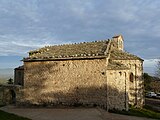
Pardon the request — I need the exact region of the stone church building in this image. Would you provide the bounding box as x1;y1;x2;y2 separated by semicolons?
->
16;35;144;111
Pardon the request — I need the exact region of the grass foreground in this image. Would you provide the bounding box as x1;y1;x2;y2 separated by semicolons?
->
0;110;31;120
109;106;160;119
0;105;159;120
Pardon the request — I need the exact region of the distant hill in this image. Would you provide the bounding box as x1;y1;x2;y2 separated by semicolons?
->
0;68;14;83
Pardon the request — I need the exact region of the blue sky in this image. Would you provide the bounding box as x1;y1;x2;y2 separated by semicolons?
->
0;0;159;75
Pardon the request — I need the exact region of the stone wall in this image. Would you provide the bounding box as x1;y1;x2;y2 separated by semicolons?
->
14;69;24;86
22;59;108;107
0;85;20;105
19;57;143;110
107;70;129;110
110;36;124;51
112;59;144;107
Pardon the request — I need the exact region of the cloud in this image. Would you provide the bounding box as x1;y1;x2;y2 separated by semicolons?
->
0;0;159;60
143;59;159;75
0;33;72;56
144;59;158;68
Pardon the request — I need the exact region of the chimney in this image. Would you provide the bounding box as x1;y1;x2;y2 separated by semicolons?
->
112;35;124;51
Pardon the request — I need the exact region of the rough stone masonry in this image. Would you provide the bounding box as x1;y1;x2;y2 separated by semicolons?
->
15;35;144;111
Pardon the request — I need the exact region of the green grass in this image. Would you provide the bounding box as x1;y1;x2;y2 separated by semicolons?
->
144;104;160;113
0;78;7;84
109;106;160;119
0;110;31;120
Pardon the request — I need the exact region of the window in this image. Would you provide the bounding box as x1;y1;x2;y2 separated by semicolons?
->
119;71;122;76
130;73;134;82
102;72;105;75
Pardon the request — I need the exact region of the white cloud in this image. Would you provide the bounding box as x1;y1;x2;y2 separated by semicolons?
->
143;59;159;75
0;32;72;56
0;0;159;72
144;59;158;67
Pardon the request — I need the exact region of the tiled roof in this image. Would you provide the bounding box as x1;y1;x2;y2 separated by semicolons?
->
25;40;109;60
107;60;129;70
110;50;143;61
112;35;123;38
23;37;143;61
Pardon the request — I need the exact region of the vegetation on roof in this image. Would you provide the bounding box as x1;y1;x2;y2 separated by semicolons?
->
107;60;129;70
110;50;143;60
24;39;143;61
27;40;109;60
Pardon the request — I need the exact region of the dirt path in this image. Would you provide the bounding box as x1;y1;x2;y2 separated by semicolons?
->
0;106;155;120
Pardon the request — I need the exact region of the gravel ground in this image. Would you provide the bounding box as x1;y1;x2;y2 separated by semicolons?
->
0;105;155;120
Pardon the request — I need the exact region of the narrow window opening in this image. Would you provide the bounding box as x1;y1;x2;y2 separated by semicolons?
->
130;73;134;82
102;72;105;75
119;71;122;76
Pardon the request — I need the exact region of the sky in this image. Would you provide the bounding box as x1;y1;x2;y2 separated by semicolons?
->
0;0;159;75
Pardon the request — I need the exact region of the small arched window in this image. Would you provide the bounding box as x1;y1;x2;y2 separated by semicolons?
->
130;73;134;82
119;71;122;76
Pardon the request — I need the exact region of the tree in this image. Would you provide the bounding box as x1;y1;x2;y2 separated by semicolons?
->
7;78;13;84
155;60;160;78
143;73;152;91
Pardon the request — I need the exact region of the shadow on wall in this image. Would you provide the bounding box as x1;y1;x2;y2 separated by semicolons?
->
20;84;129;110
129;74;144;106
0;85;18;105
18;61;145;110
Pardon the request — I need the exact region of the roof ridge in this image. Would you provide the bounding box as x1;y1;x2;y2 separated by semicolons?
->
26;39;110;61
46;39;108;47
29;39;109;53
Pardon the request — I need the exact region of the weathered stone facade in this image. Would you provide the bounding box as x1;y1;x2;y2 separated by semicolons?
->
0;85;21;105
14;66;24;86
22;59;108;107
16;35;144;111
